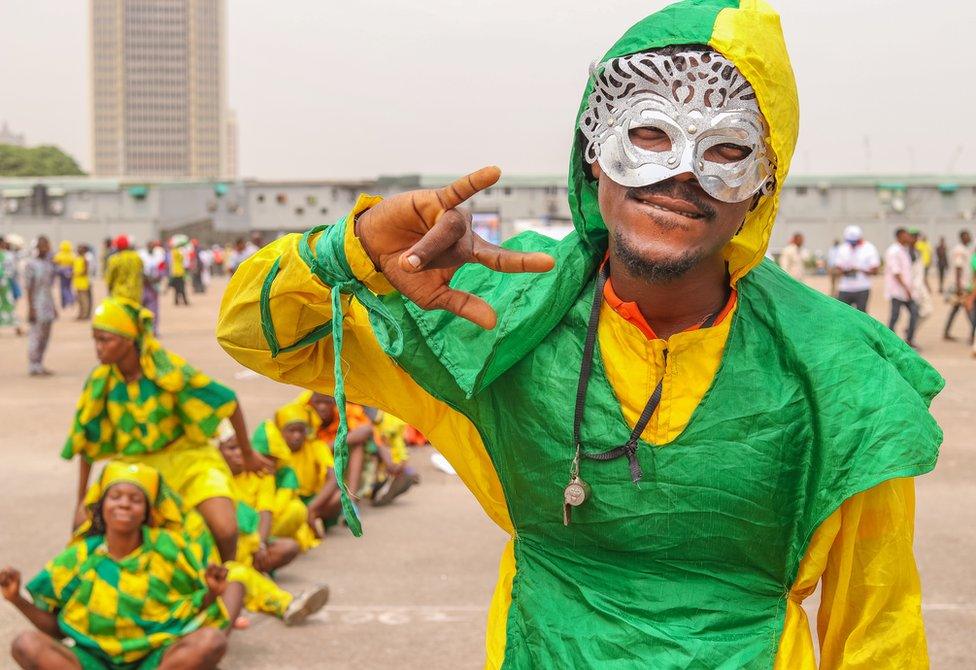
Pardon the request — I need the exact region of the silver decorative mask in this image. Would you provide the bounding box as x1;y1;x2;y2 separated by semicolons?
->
579;49;775;203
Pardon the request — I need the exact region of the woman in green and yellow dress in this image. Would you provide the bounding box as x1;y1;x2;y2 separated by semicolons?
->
62;297;272;562
1;461;235;670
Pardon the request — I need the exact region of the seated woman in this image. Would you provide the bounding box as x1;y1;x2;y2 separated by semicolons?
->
272;404;340;534
0;461;237;670
216;428;301;572
61;297;273;563
248;419;320;551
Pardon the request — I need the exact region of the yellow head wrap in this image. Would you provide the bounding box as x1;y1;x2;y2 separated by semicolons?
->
275;403;311;431
92;297;153;341
81;461;184;530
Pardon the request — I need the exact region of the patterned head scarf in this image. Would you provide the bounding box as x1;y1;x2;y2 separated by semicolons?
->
91;297;190;392
82;461;184;531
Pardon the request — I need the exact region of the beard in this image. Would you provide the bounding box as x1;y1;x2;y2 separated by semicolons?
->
612;226;708;283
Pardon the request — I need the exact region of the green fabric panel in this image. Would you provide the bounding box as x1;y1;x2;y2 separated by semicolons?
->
385;260;942;667
275;467;299;491
236;501;260;535
252;421;271;455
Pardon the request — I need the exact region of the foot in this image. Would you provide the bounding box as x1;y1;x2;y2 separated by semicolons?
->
283;585;330;626
371;472;416;507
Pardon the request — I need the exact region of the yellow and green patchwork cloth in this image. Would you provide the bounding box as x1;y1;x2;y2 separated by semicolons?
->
62;299;237;475
26;527;228;668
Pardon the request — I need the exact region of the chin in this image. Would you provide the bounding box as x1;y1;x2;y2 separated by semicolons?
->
611;227;706;283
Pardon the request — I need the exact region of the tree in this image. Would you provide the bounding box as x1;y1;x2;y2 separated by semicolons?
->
0;144;85;176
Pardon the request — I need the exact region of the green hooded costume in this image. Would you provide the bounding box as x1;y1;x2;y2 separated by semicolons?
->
219;0;943;666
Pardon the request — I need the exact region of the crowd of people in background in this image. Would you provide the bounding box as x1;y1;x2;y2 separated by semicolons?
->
778;226;976;355
0;231;425;667
0;231;264;374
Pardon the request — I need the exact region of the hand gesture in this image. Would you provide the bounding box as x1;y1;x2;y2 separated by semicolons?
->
204;564;228;597
242;449;274;475
0;567;22;602
355;166;555;329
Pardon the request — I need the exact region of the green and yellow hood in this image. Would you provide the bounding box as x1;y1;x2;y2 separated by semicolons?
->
569;0;799;282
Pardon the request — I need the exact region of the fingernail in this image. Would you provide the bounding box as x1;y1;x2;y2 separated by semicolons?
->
406;254;421;268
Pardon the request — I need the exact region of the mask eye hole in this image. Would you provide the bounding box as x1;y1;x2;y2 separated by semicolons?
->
703;142;752;163
628;126;672;152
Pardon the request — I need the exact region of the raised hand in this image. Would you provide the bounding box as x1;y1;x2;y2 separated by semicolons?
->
204;564;228;597
0;567;22;601
355;166;555;329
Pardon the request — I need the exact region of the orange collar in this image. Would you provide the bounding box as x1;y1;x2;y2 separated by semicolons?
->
602;272;737;340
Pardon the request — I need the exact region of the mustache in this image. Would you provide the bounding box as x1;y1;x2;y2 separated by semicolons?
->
626;179;717;220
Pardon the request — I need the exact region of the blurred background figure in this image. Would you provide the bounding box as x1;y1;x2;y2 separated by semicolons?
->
834;225;880;312
886;228;920;348
935;236;949;294
72;243;92;320
0;237;24;336
944;230;974;342
777;232;808;283
52;240;75;310
169;234;190;306
105;235;144;305
24;236;56;376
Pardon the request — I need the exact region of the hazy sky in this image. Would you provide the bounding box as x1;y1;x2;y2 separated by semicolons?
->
1;1;973;180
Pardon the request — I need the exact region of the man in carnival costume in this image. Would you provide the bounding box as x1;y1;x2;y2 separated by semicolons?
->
218;0;943;666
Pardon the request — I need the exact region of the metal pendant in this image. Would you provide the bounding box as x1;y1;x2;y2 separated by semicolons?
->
562;475;591;526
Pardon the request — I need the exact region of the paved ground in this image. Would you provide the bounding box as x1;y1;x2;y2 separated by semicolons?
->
0;273;973;669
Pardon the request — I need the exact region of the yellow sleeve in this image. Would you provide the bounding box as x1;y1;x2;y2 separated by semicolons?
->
216;199;513;533
255;475;276;514
817;478;926;668
774;478;926;669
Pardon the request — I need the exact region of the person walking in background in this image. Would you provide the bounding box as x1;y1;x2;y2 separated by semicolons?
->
886;228;920;348
915;232;933;290
777;232;807;282
944;230;973;341
826;238;841;296
140;241;166;335
833;225;880;312
100;237;114;276
52;240;76;310
936;236;949;294
105;235;144;304
0;238;23;336
169;237;190;306
909;230;933;334
191;239;206;294
72;244;92;320
24;236;56;376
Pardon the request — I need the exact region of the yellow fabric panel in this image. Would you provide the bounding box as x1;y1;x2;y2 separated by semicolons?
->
597;300;736;443
226;561;293;618
484;540;516;670
120;444;234;510
289;438;333;497
817;478;927;668
216;230;513;533
233;472;276;513
171;247;185;277
72;256;89;290
709;0;799;282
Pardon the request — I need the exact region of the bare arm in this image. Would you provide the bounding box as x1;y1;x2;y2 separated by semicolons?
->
229;404;273;474
0;569;61;638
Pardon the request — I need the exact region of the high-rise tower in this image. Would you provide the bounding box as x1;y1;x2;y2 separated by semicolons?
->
90;0;227;177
